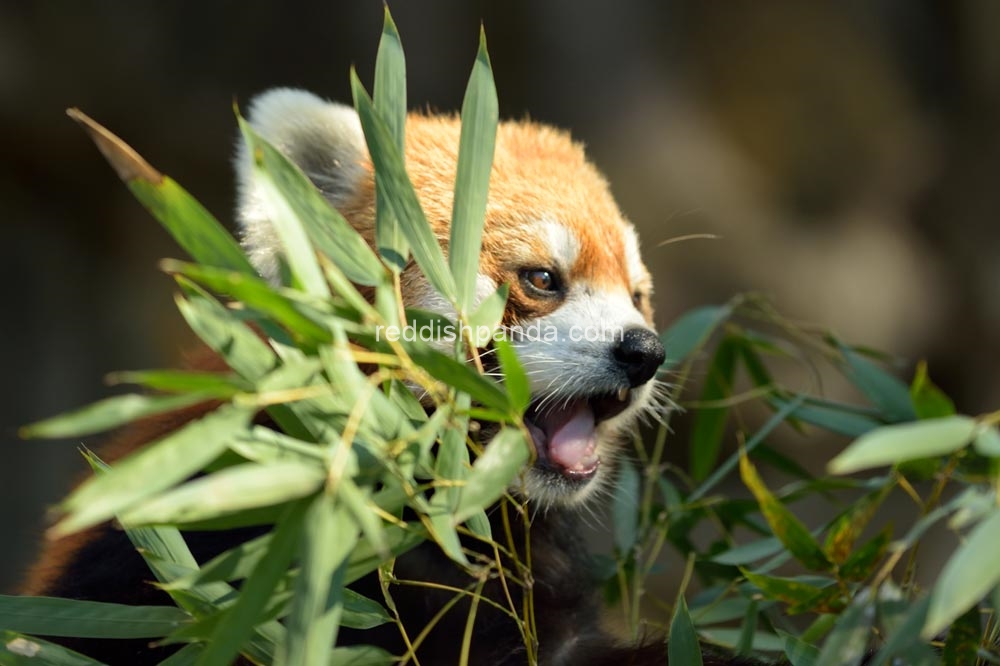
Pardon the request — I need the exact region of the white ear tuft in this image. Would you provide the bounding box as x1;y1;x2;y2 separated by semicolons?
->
235;88;367;282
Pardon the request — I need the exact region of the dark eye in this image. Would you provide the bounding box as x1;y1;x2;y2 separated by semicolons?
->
632;291;643;308
521;268;560;296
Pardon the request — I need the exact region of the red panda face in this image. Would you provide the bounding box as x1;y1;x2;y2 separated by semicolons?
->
237;89;666;508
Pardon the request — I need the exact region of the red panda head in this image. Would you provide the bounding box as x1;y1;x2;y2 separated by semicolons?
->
237;88;666;507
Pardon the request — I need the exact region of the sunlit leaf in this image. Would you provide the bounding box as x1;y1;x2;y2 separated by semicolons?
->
829;416;977;475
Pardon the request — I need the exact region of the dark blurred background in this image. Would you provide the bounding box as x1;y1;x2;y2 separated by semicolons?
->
4;1;1000;594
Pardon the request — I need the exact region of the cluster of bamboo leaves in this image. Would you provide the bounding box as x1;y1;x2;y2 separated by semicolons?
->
6;9;1000;666
3;10;539;666
609;295;1000;665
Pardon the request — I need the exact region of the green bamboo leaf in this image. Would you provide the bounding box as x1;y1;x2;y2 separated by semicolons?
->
239;121;384;286
373;6;408;269
690;336;737;481
910;360;956;419
941;604;980;666
174;280;279;382
20;392;211;440
279;494;358;666
338;589;392;630
494;337;529;414
351;69;457;302
742;571;830;607
611;458;641;554
162;259;332;344
53;405;254;536
668;595;702;666
162;534;272;590
454;426;530;524
838;526;892;582
328;645;394;666
466;284;508;348
338;477;388;558
239;118;330;296
195;501;309;666
973;425;1000;457
0;596;190;639
660;304;732;370
402;341;510;412
0;630;107;666
108;369;250;396
740;453;832;571
67;109;255;276
815;590;874;666
769;395;881;438
122;461;325;526
780;631;820;666
829;415;977;475
450;27;498;312
871;593;935;666
711;537;784;566
735;598;758;656
924;507;1000;639
823;485;892;564
838;342;916;422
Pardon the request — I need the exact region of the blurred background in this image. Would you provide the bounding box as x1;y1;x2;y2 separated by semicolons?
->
4;1;1000;595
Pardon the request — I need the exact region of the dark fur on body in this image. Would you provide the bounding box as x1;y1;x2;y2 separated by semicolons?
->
23;363;761;665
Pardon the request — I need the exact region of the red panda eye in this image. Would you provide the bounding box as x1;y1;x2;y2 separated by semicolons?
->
521;269;558;294
632;291;642;308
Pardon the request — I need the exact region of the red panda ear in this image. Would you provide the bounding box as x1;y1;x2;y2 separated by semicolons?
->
234;88;369;282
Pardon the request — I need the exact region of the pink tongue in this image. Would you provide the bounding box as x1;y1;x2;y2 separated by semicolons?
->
546;403;599;473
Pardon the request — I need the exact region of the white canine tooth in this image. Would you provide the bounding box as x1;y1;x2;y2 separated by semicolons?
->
617;387;629;402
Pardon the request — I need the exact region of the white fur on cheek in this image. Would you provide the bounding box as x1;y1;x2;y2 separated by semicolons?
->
539;218;580;275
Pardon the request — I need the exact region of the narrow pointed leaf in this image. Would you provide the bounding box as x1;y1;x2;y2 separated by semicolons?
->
373;6;408;268
450;27;498;312
239;121;383;286
67;109;255;275
668;596;702;666
839;343;916;422
0;596;191;639
660;304;732;370
122;461;325;526
923;507;1000;639
829;416;977;475
494;336;530;414
53;405;254;536
195;501;308;666
740;453;831;571
279;494;358;666
690;336;737;481
454;426;530;524
910;361;956;419
21;392;211;440
466;284;508;348
0;630;107;666
351;70;457;302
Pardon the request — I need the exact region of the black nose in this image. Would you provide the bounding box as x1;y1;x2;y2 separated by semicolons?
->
613;328;666;387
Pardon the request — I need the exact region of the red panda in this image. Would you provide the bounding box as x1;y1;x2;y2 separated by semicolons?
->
23;89;761;665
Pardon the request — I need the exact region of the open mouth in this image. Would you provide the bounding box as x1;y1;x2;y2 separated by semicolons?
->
524;387;633;480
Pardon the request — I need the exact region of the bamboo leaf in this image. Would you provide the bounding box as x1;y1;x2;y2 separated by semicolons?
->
690;336;737;481
924;507;1000;639
668;595;702;666
194;501;309;666
373;6;408;269
660;304;732;370
838;343;916;422
122;461;325;526
67;109;255;275
0;596;190;639
53;405;254;536
20;392;211;440
740;453;832;571
454;426;530;524
910;360;956;419
0;630;107;666
829;416;977;475
450;27;498;312
351;70;457;302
